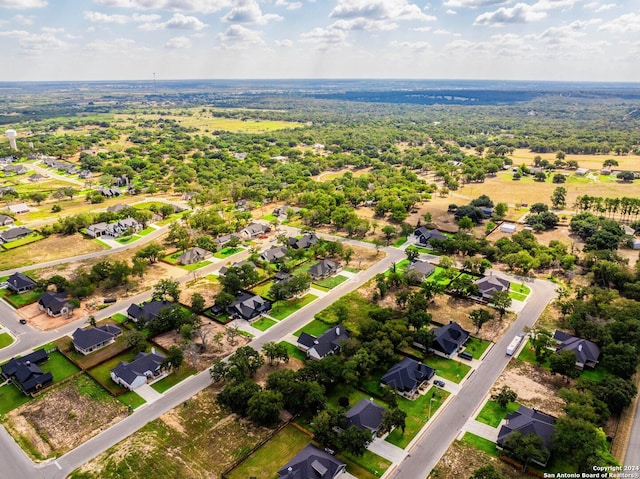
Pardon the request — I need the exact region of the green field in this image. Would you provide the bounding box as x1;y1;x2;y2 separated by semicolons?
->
293;318;332;338
0;332;15;348
1;233;45;250
510;283;531;296
111;313;129;323
251;317;277;331
0;383;32;414
423;355;472;383
281;341;307;361
476;400;519;427
0;288;41;308
464;337;492;360
151;366;197;393
182;260;212;271
270;293;317;320
425;266;452;286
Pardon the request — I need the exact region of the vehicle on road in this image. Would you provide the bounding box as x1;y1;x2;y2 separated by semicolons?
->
19;319;27;324
506;333;525;356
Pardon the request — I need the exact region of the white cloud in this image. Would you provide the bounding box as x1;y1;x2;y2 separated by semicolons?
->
329;0;436;23
274;38;292;46
390;39;430;50
140;12;207;30
165;35;191;48
275;0;302;10
300;26;349;50
599;13;640;34
217;24;264;48
434;28;452;34
12;14;34;24
86;37;152;57
222;0;282;24
411;26;432;32
0;0;47;8
446;9;456;14
92;0;232;14
84;11;161;24
443;0;508;7
0;27;68;55
474;3;547;26
584;1;615;11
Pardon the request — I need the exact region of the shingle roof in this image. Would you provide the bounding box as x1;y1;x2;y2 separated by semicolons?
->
6;272;36;291
178;247;211;265
288;233;319;249
111;351;164;388
228;291;271;320
1;349;52;394
474;275;510;296
72;325;121;351
414;227;447;244
381;357;436;392
308;259;339;278
127;300;174;324
497;406;556;456
346;398;385;433
407;260;435;278
38;292;69;314
432;321;470;356
277;444;345;479
553;330;600;366
0;226;33;242
303;324;350;360
260;246;288;262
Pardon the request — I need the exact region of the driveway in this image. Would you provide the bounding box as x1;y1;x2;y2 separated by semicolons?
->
368;437;407;463
134;384;163;404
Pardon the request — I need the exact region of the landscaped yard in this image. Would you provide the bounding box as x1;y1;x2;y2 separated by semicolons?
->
425;266;453;286
270;293;318;320
0;332;14;348
213;246;243;258
116;390;146;409
423;355;472;383
137;227;155;236
464;337;492;359
182;260;212;271
517;340;550;369
0;288;41;308
0;383;31;414
251;316;277;331
40;351;81;381
340;449;391;479
151;366;197;393
281;341;307;361
251;280;275;300
313;274;348;289
88;349;139;393
459;432;498;456
476;400;519;427
392;235;408;247
510;283;531;296
293;318;332;337
509;291;528;301
1;232;45;250
111;313;129;323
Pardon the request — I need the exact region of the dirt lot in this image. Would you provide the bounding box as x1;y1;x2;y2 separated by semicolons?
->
4;375;127;460
17;301;85;331
487;224;576;248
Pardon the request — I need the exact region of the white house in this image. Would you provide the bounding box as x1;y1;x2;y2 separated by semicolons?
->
500;223;517;234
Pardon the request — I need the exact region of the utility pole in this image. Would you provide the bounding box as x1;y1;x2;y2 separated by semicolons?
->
153;72;157;92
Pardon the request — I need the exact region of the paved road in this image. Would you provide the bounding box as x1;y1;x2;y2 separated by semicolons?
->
624;392;640;468
391;276;557;479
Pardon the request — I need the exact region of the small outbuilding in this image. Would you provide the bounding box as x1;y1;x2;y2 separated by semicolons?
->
500;223;517;234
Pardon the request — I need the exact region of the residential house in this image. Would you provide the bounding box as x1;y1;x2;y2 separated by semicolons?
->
228;291;272;321
126;300;174;326
497;406;556;467
7;203;30;214
553;330;601;370
414;227;448;247
113;175;129;187
273;271;292;284
72;325;122;355
3;164;28;175
632;238;640;250
240;221;271;239
219;260;256;277
297;324;350;361
106;203;128;213
213;233;242;248
621;224;635;236
0;214;14;226
28;173;46;182
0;226;33;243
406;260;435;282
500;223;517;234
85;217;141;239
288;233;318;250
474;275;511;301
273;205;289;219
0;349;53;396
277;444;346;479
381;357;436;399
575;168;589;176
178;247;212;265
6;272;37;294
38;292;71;317
260;246;288;263
429;321;470;358
0;186;17;196
345;398;385;436
99;187;121;198
78;170;93;179
308;259;342;280
0;155;15;166
110;350;165;390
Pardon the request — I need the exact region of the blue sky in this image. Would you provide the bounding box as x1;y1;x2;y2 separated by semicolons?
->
0;0;638;81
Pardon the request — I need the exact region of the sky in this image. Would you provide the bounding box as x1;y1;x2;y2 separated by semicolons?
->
0;0;638;82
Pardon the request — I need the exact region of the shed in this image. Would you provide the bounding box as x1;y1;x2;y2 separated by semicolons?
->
500;223;517;234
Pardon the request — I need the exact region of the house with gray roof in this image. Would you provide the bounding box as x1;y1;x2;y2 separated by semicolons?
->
288;233;318;250
178;247;212;265
219;260;256;277
7;203;29;214
0;214;14;226
346;398;386;436
553;330;600;370
497;406;556;466
474;275;511;300
260;246;288;263
126;300;174;326
228;291;272;321
6;272;37;294
38;292;70;317
0;349;53;396
240;221;271;239
297;324;350;361
72;325;122;355
308;259;341;280
0;226;33;243
381;357;435;399
277;444;346;479
429;321;470;358
406;260;436;282
414;227;448;247
86;217;141;239
213;233;242;247
110;350;165;390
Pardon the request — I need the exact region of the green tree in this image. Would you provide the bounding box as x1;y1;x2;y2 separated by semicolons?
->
494;202;508;218
190;292;205;314
162;345;184;371
405;245;420;262
152;279;181;303
227;346;265;380
458;216;474;231
135;243;165;264
86;315;97;328
382;225;396;244
551;186;567;209
529;328;554;365
470;308;493;333
247;390;283;426
469;465;502;479
550;350;580;383
601;343;639;379
124;330;146;355
491;385;517;408
218;380;261;416
29;192;47;205
503;431;549;471
338;425;373;456
552;417;619;472
381;407;407;434
490;290;512;320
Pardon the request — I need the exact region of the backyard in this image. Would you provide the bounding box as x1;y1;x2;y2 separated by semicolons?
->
0;331;14;348
0;288;41;308
313;274;349;290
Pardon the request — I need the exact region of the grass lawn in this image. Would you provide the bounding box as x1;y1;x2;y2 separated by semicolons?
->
182;260;212;271
251;281;275;300
1;233;44;250
94;238;112;248
476;400;519;427
261;213;277;222
293;318;332;338
459;432;499;457
213;246;243;258
517;340;550;369
464;337;492;360
509;291;528;301
0;288;41;308
415;246;440;255
151;366;197;393
0;332;15;348
116;390;146;409
510;283;531;296
423;355;472;383
315;291;382;334
163;251;181;265
340;449;391;478
291;261;313;275
386;387;451;448
89;349;139;393
392;236;408;247
270;293;318;320
0;383;31;414
425;266;452;287
137;227;155;236
281;341;307;361
40;351;81;381
344;267;359;273
227;425;311;479
111;313;129;324
115;235;139;245
251;317;277;331
580;366;610;382
326;383;387;411
386;259;410;276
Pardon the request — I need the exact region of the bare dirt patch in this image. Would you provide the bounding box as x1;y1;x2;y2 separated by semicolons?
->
178;276;221;307
253;356;304;388
17;302;85;331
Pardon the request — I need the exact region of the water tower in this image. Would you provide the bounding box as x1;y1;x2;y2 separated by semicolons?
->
5;129;17;150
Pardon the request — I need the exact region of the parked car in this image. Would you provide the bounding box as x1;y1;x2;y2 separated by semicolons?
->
434;379;445;388
103;297;117;304
458;351;473;361
19;319;27;325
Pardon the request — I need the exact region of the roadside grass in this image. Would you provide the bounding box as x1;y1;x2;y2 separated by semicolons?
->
116;390;146;409
281;341;307;361
423;355;471;383
340;449;391;479
151;366;197;393
226;425;310;479
516;340;550;370
115;235;140;245
270;293;317;320
476;400;519;427
0;332;14;348
251;317;277;331
293;318;332;338
40;351;81;381
137;227;154;236
0;288;41;308
392;236;408;247
213;246;243;259
415;246;440;255
344;267;359;273
251;281;275;300
182;260;212;271
510;283;531;296
111;313;129;324
509;291;528;301
386;387;451;448
459;432;499;457
386;259;410;275
0;383;31;414
0;233;44;250
464;337;492;360
94;238;111;248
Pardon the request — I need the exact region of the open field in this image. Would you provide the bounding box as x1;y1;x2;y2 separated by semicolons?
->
509;148;640;171
270;293;318;320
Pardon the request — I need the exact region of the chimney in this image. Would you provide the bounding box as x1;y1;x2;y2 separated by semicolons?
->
151;347;156;355
25;361;31;366
578;344;582;352
335;327;340;335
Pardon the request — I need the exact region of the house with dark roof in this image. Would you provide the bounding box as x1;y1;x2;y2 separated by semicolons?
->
260;246;288;263
430;321;470;358
308;259;341;280
228;291;272;321
6;272;37;294
474;275;511;301
214;233;242;248
110;350;165;390
0;214;14;226
219;260;256;277
346;398;386;436
99;187;121;198
0;186;17;197
38;292;70;317
3;164;28;175
297;324;350;361
277;444;346;479
127;300;174;326
381;357;435;399
406;260;436;282
86;217;141;239
288;233;318;250
240;222;271;239
414;227;447;247
1;349;53;396
553;330;601;370
106;203;128;213
72;325;122;355
178;247;212;265
274;270;292;284
497;406;556;466
28;173;45;182
0;226;33;244
78;170;93;179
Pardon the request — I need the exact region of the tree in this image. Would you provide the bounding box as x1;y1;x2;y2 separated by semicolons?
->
458;216;474;231
405;245;420;262
124;330;146;354
247;390;283;426
492;385;517;408
534;171;547;182
469;465;502;479
135;243;165;264
226;325;240;345
86;315;97;328
470;308;493;333
529;328;554;365
152;279;181;303
601;343;639;379
490;290;512;320
227;346;264;380
162;345;184;371
381;407;407;434
29;192;47;205
552;417;618;472
551;186;567;209
529;202;549;214
503;431;549;471
617;171;635;183
579;376;637;415
262;341;289;365
190;292;205;314
494;202;508;218
338;425;373;456
550;350;580;383
217;380;260;416
382;225;396;244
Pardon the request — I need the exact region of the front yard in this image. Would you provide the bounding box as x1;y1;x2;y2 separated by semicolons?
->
213;246;244;258
0;288;41;308
294;318;332;337
475;399;519;427
251;316;277;331
423;355;472;383
464;337;492;359
150;366;197;393
0;331;14;348
270;293;318;320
